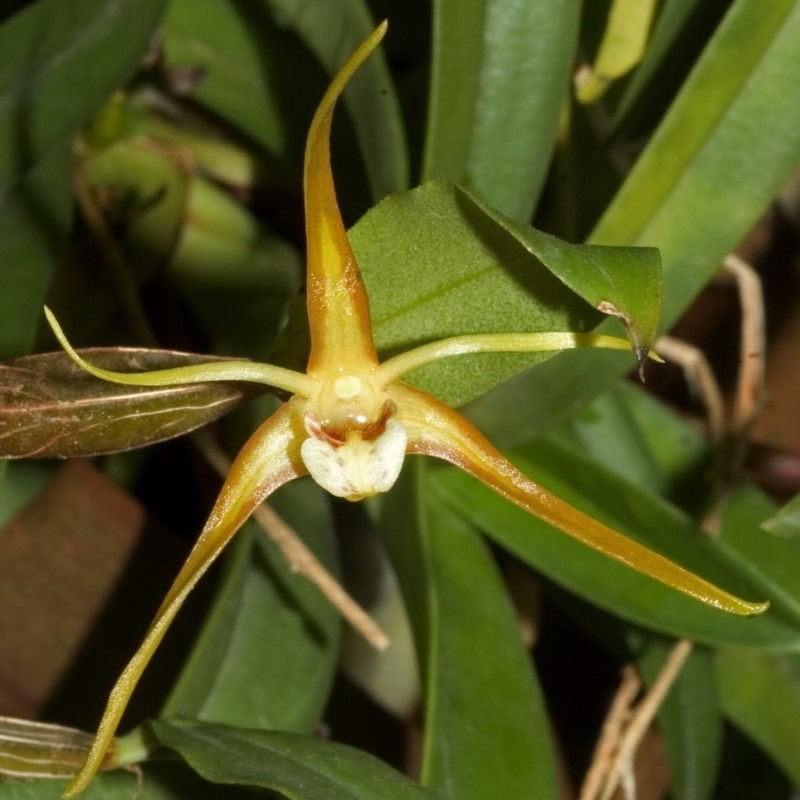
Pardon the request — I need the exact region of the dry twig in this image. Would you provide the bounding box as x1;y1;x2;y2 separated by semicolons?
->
578;255;766;800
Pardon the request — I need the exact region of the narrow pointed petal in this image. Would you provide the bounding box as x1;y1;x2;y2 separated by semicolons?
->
63;398;308;797
46;307;315;397
377;331;662;385
304;24;387;375
389;383;768;617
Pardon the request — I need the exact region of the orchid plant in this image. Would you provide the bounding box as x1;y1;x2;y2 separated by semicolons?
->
38;22;767;798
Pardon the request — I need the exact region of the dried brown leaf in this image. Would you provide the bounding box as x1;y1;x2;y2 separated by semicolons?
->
0;349;268;458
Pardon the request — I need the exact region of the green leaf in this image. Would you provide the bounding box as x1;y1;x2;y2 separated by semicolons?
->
80;134;191;280
0;762;255;799
262;0;408;201
611;0;713;128
168;176;302;361
761;494;800;538
162;481;339;734
0;0;166;180
474;196;662;357
161;0;320;165
575;0;659;104
82;130;303;360
150;719;441;800
380;463;558;800
432;437;800;650
424;0;580;219
572;382;711;497
561;382;800;642
162;0;408;201
0;349;268;458
467;0;800;445
0;149;71;361
636;639;721;800
717;650;800;788
594;0;800;323
555;386;668;494
0;0;167;360
351;180;654;407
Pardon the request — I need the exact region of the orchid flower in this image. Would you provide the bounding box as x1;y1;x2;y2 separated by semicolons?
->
49;22;766;797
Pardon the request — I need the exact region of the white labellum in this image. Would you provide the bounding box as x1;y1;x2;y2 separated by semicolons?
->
301;417;408;500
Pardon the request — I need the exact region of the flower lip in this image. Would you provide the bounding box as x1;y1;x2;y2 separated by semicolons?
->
301;409;408;500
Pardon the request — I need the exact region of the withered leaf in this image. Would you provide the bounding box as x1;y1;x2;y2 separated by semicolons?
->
0;349;270;458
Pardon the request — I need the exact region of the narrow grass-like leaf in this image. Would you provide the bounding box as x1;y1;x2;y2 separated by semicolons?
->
562;383;800;637
636;639;721;800
592;0;800;325
553;387;668;493
0;0;166;180
381;463;557;800
151;719;441;800
0;349;268;458
576;0;659;104
761;494;800;538
263;0;408;201
424;0;580;219
717;650;800;788
0;149;71;362
611;0;714;128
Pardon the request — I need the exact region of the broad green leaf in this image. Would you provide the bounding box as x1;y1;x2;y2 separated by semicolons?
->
475;196;662;357
162;481;339;733
424;0;580;220
717;650;800;788
351;180;655;407
0;349;268;458
150;719;441;800
380;464;557;800
466;0;800;446
432;438;800;650
761;494;800;538
636;639;721;800
0;0;167;360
